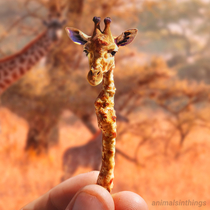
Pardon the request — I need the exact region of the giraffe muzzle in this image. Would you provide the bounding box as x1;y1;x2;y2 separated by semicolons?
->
87;69;103;86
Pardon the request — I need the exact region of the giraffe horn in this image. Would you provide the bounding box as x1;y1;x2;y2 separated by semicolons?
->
103;17;112;36
92;16;102;36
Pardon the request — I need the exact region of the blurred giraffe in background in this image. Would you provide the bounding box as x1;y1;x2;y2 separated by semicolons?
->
0;0;96;155
0;1;65;94
62;130;138;181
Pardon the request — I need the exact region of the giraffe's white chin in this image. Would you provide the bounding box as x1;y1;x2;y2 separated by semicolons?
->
56;29;63;38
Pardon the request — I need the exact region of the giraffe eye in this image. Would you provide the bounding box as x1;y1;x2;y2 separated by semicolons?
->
83;50;89;56
111;51;117;56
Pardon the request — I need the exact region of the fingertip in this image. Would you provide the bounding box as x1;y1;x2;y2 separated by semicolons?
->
49;171;100;209
112;191;148;210
66;184;114;210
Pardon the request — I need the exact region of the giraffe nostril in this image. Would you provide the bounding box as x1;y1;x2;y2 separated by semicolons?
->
97;71;100;75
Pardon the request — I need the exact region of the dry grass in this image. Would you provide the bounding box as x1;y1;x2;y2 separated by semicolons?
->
0;107;210;210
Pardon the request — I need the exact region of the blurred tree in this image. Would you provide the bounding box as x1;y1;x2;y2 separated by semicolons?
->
117;58;210;159
154;79;210;158
138;0;210;83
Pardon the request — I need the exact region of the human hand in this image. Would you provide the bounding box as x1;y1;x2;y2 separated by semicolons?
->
21;171;148;210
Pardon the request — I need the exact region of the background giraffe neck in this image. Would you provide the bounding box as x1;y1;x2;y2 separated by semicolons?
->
0;30;56;94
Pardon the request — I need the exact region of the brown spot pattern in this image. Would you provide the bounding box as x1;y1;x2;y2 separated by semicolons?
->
4;78;11;84
19;56;25;63
38;50;44;57
111;116;116;122
19;67;25;75
12;72;18;79
3;70;8;77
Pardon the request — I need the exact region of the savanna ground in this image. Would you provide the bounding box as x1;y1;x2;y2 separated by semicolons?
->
1;0;210;209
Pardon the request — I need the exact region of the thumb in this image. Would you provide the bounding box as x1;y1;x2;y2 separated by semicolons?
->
65;184;114;210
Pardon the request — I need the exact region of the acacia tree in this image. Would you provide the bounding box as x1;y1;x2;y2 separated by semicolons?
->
154;80;210;157
116;58;210;159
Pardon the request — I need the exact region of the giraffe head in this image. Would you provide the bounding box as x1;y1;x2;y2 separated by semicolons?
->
43;2;66;41
65;17;137;86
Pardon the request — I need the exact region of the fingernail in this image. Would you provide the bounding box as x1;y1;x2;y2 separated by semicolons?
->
72;191;106;210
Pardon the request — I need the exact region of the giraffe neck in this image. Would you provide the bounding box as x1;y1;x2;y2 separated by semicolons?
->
0;30;56;94
94;67;117;192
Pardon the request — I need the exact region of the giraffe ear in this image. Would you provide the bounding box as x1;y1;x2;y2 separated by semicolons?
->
65;27;90;45
115;29;138;47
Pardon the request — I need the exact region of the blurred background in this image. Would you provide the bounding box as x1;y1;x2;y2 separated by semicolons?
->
0;0;210;209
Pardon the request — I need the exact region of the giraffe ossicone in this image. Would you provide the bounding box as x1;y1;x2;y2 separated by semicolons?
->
66;17;137;192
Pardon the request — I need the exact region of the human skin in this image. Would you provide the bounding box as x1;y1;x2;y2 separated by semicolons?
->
21;171;148;210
